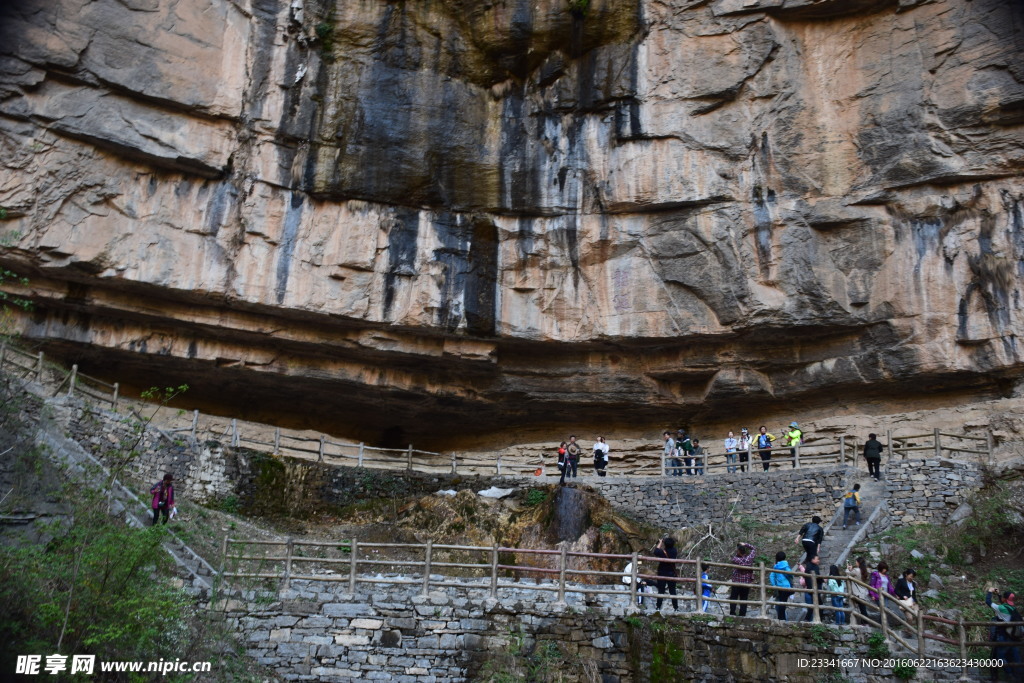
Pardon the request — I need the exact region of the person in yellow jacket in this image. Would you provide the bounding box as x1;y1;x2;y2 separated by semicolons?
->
755;425;775;471
842;483;861;529
784;421;803;468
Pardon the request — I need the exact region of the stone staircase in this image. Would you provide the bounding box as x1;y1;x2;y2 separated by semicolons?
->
819;473;887;570
33;396;217;596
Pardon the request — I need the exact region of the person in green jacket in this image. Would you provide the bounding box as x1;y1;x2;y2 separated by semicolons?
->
784;421;803;468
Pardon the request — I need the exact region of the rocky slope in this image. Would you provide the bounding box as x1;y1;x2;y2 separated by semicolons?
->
0;0;1022;448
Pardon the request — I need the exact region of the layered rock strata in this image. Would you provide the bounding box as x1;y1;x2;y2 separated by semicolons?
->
0;0;1022;448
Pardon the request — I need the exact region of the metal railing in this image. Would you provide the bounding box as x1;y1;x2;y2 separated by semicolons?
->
220;536;1021;667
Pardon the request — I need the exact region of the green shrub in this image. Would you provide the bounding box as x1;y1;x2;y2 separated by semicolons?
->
0;518;188;669
524;489;548;507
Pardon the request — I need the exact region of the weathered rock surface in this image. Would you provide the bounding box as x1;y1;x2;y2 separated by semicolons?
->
0;0;1022;448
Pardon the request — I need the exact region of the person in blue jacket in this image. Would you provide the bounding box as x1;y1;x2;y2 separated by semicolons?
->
770;551;793;621
700;568;713;612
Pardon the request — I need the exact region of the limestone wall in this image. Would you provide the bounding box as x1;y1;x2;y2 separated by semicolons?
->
3;0;1023;449
883;458;984;527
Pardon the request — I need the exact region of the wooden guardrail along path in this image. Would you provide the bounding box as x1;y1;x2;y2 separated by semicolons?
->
0;340;997;478
220;536;1021;667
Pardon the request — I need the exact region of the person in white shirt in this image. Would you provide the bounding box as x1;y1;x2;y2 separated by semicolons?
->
592;436;610;476
723;431;739;473
737;428;752;473
622;560;651;605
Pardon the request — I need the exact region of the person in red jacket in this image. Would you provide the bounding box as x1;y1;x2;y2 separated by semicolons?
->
150;473;175;525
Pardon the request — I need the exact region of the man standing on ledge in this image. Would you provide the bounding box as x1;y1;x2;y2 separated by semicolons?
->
663;431;678;476
756;426;775;471
863;433;884;480
563;435;582;484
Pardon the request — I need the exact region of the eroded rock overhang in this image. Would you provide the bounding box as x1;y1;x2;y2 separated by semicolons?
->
0;0;1022;448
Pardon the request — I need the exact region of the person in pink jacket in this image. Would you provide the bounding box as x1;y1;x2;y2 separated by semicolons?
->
869;561;899;616
150;473;175;525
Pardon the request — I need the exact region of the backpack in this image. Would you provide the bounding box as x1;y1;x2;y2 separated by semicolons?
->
1009;608;1024;640
844;490;859;508
758;434;772;448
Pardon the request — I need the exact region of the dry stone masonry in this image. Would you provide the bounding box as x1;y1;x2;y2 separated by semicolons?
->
594;467;848;528
883;458;984;527
225;578;978;682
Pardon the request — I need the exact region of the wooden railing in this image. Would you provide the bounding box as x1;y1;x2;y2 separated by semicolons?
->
889;428;993;464
659;437;863;476
172;413;444;469
221;536;1022;668
0;340;997;479
0;341;119;406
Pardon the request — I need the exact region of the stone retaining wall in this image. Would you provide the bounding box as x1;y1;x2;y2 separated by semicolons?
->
224;579;975;682
593;467;849;528
883;458;984;527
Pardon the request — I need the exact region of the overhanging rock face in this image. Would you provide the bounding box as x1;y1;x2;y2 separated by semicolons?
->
0;0;1022;447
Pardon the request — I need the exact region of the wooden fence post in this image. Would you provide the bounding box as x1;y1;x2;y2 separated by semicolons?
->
348;538;358;595
450;453;457;475
219;535;230;579
661;450;666;477
793;443;801;469
880;597;889;641
282;537;293;591
358;443;364;468
490;545;499;599
839;435;846;466
191;410;199;440
695;558;704;612
35;351;43;381
218;535;230;606
629;551;639;609
273;428;281;455
887;429;894;460
957;616;967;661
422;540;433;596
847;582;856;626
557;545;567;604
986;431;994;465
406;444;413;471
812;577;821;623
917;607;925;656
758;562;767;618
112;382;119;410
934;427;941;458
496;454;502;477
67;364;77;397
231;419;238;447
319;435;325;462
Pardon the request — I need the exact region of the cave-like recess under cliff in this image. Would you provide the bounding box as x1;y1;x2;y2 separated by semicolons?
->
0;0;1023;449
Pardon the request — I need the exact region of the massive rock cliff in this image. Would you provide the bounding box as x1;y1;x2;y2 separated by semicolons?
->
0;0;1022;448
